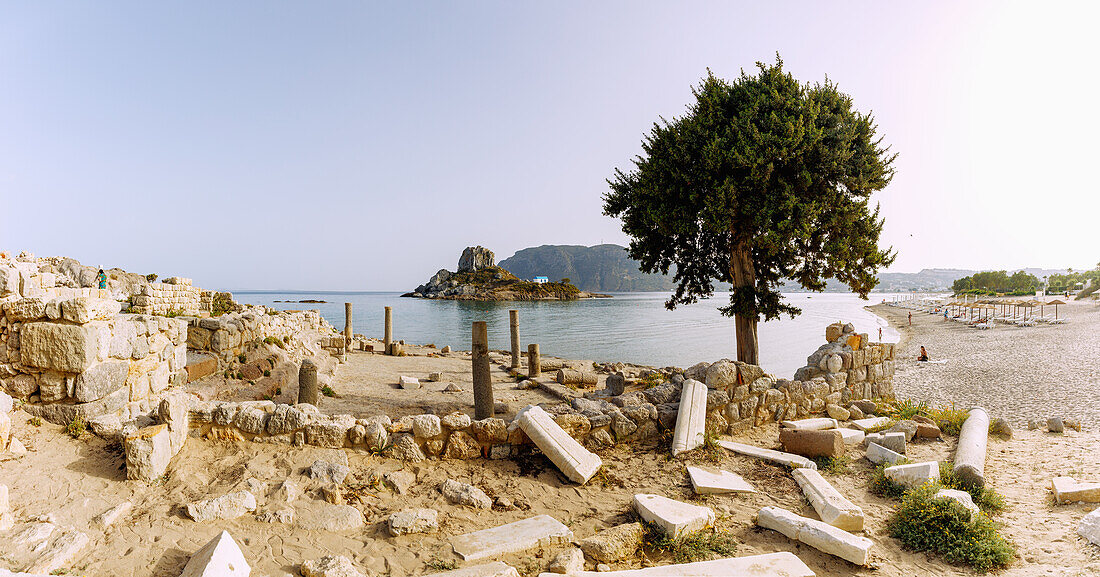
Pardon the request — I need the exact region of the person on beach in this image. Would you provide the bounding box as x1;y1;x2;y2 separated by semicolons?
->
908;311;912;326
96;269;107;289
918;346;929;361
878;327;882;341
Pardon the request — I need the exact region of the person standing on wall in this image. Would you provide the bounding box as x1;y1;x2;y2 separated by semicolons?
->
96;269;107;289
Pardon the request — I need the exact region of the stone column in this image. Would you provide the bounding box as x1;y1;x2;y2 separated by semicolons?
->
298;359;319;405
472;321;493;420
953;407;990;487
384;306;393;355
528;343;541;378
509;309;520;369
344;302;353;350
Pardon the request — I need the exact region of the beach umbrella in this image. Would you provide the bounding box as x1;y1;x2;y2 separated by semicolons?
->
1047;299;1066;319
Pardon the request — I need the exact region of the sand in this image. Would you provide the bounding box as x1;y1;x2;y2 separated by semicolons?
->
871;300;1100;425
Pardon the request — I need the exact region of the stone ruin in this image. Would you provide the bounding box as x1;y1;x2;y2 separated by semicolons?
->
792;321;896;400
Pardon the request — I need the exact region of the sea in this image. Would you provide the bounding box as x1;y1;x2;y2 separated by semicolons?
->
235;291;908;379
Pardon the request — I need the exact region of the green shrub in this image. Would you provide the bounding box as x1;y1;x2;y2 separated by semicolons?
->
642;522;737;563
263;336;286;349
66;415;87;439
321;385;336;397
869;462;908;499
929;404;969;436
883;398;930;420
810;454;851;474
937;463;1006;513
237;353;247;363
888;484;1014;572
263;369;271;377
29;416;42;427
638;372;664;389
145;273;158;282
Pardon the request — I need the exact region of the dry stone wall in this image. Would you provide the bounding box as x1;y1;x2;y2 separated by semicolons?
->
129;277;207;316
184;307;333;364
792;321;896;400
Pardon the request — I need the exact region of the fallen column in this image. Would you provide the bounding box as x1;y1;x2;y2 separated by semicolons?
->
781;418;838;431
670;378;707;456
633;494;715;539
534;552;815;577
791;468;864;531
756;506;873;566
556;369;597;387
450;515;572;561
953;407;989;487
513;405;602;484
717;440;817;470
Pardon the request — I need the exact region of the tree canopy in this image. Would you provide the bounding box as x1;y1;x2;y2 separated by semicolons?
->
952;270;1040;295
603;57;895;363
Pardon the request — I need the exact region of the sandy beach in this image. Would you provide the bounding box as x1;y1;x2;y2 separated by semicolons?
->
871;300;1100;425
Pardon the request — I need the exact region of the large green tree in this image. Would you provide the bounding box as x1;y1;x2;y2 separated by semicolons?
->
604;58;896;364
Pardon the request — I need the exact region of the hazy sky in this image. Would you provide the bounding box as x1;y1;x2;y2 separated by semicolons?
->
2;1;1098;291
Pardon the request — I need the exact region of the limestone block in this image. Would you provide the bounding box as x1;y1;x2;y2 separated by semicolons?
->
633;494;715;539
73;359;128;402
399;375;420;390
0;390;12;413
781;417;838;431
871;431;906;455
865;441;905;465
1079;506;1100;547
61;297;120;324
547;548;585;574
0;411;10;450
934;488;979;520
450;515;573;561
411;413;442;437
779;428;845;458
308;459;350;484
441;479;491;509
884;461;941;489
792;468;864;531
5;298;47;321
756;506;872;566
850;416;890;431
670;378;707;456
185;491;257;522
424;562;519;577
25;530;91;575
20;323;98;372
159;393;190;454
301;555;366;577
686;465;756;494
387;508;439;536
305;414;355;448
536;552;815;577
837;428;865;446
296;502;365;532
92;501;133;529
953;407;989;488
717;440;817;470
180;530;250;577
578;522;645;563
514;405;602;484
124;424;172;482
1051;477;1100;504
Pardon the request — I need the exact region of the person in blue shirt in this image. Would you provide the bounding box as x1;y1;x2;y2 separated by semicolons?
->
96;269;107;289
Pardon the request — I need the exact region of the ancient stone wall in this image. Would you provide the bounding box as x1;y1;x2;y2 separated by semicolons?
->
184;307;334;363
129;277;207;316
792;321;897;400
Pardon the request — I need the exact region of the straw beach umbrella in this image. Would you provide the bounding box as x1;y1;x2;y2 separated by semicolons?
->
1047;299;1066;319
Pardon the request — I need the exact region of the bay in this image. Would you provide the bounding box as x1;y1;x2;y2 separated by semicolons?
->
236;291;903;378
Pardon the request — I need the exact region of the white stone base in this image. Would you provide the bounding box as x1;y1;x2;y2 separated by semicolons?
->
1079;506;1100;547
1051;477;1100;504
884;461;940;489
792;468;864;531
781;418;838;431
451;515;572;561
633;494;715;539
535;552;815;576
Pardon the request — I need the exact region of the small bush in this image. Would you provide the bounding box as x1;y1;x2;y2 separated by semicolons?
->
145;273;158;282
643;522;738;564
884;398;930;420
321;385;336;397
237;354;247;364
810;454;851;474
869;461;908;499
888;484;1015;572
66;415;86;439
263;336;286;349
638;372;664;389
29;416;42;427
263;369;271;377
937;463;1006;513
275;387;282;396
235;372;243;380
929;404;969;436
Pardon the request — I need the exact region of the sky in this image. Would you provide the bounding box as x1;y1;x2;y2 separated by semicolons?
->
2;1;1098;291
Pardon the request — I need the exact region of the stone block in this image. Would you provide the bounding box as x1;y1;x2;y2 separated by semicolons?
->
792;468;864;531
578;522;645;563
20;323;98;372
1051;476;1100;504
301;555;365;577
125;424;172;482
633;494;715;539
872;431;906;455
185;491;257;522
399;375;420;390
865;441;905;465
884;461;941;489
837;428;864;446
547;548;585;574
850;416;890;431
686;465;756;494
1079;506;1100;547
514;405;602;484
73;359;128;402
387;508;439;536
717;439;817;470
180;530;250;577
450;515;572;561
780;428;845;458
781;417;838;431
61;297;121;324
25;530;91;575
441;479;491;509
756;506;872;566
535;552;814;577
670;378;707;456
424;562;518;577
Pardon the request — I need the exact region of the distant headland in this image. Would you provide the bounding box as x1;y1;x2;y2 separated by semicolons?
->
402;246;610;301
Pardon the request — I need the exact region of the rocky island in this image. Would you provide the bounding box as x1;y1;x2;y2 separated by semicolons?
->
403;246;610;301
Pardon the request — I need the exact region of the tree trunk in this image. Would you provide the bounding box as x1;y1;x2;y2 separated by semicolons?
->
730;241;759;365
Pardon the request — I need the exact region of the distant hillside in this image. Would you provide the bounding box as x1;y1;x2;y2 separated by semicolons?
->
499;244;676;292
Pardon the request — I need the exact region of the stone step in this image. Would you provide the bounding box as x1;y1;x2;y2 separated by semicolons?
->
792;469;864;531
670;379;707;455
884;461;940;489
180;530;250;577
717;440;817;470
756;506;873;566
513;405;602;484
781;418;838;431
865;442;905;465
1051;477;1100;504
450;515;572;561
633;494;715;539
686;465;756;495
424;561;519;577
850;417;891;431
535;552;815;576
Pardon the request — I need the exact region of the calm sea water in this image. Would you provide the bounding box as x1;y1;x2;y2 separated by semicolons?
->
235;291;904;378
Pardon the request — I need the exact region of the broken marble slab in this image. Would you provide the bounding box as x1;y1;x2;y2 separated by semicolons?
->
850;417;891;431
633;494;715;539
451;515;572;561
792;468;864;531
1051;476;1100;504
513;405;601;484
717;440;817;470
781;418;839;431
756;506;872;566
686;465;756;495
535;551;815;576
